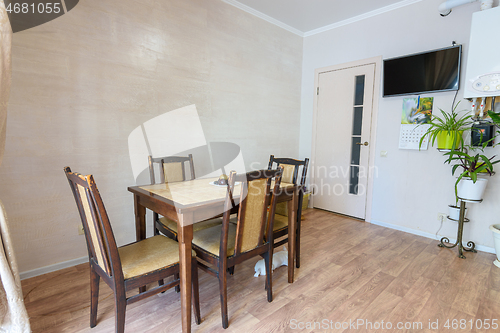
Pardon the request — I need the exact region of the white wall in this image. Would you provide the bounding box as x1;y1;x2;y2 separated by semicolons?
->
300;0;500;250
0;0;303;277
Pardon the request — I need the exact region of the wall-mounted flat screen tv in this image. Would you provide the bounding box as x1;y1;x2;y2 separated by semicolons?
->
383;45;461;97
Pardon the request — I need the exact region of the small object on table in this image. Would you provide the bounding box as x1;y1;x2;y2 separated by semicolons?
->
217;174;228;185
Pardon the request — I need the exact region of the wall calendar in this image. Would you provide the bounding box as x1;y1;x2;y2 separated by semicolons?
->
399;97;433;150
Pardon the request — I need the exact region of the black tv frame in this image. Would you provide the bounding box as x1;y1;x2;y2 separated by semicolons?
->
383;45;462;97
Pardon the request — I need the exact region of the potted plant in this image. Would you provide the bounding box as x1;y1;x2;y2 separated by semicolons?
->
419;104;472;150
443;142;499;202
419;104;472;220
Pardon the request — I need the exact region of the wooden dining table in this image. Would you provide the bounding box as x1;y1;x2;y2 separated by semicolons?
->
128;177;300;333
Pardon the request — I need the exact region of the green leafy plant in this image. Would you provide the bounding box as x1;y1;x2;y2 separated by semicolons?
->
419;103;472;150
486;110;500;147
488;110;500;128
443;140;499;203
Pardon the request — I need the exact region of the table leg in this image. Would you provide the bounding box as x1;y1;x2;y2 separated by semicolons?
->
287;190;298;283
133;195;148;293
134;194;146;241
178;220;194;333
296;190;303;268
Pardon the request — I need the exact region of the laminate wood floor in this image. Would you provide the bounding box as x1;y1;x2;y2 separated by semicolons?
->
22;209;500;332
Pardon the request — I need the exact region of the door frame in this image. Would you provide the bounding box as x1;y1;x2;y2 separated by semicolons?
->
310;56;382;222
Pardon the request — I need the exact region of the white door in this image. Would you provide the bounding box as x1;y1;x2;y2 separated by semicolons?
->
313;63;375;219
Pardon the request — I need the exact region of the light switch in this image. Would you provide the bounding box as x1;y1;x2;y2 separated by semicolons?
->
380;150;388;157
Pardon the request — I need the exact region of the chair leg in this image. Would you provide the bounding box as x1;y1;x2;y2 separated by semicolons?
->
296;193;303;269
174;273;180;293
296;219;301;268
228;266;235;275
261;252;269;291
90;266;100;328
218;268;229;328
114;287;127;333
153;214;160;236
192;259;201;325
264;251;273;303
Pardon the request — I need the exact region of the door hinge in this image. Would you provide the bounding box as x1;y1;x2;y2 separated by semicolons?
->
317;87;319;95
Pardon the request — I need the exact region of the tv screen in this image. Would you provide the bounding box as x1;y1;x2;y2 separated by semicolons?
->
383;45;461;97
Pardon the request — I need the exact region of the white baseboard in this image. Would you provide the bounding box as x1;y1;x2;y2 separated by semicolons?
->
370;219;495;254
20;256;88;280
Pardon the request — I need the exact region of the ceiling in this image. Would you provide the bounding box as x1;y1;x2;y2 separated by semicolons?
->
222;0;423;36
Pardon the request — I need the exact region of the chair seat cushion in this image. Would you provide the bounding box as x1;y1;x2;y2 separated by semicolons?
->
159;216;223;233
192;218;238;257
273;214;289;231
118;235;194;280
274;201;289;217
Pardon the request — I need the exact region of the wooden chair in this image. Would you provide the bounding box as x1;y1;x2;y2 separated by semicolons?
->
64;167;201;333
191;168;283;329
267;155;309;268
148;155;221;240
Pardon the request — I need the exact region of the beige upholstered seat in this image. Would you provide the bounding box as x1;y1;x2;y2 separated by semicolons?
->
191;169;283;329
64;167;201;333
192;224;237;257
118;235;195;280
192;217;239;257
262;214;288;238
268;155;309;269
272;214;289;232
148;154;223;240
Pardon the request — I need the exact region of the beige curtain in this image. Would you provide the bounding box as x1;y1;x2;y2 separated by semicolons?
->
0;1;31;332
0;0;9;165
0;202;30;332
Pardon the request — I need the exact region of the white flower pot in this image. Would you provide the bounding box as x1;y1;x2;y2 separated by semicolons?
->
448;204;467;221
457;177;488;202
489;224;500;268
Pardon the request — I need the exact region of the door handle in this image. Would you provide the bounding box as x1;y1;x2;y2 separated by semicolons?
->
356;141;369;146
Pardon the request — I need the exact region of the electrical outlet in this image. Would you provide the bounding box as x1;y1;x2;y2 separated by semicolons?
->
78;224;85;235
437;213;447;222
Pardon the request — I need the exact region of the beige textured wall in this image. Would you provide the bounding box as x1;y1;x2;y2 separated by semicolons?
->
0;0;303;274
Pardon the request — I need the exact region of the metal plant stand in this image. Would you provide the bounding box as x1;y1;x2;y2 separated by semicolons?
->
438;200;477;259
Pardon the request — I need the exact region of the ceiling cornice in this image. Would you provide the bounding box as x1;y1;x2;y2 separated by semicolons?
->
221;0;423;38
221;0;305;37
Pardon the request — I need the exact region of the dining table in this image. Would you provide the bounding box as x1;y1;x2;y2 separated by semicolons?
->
128;176;300;333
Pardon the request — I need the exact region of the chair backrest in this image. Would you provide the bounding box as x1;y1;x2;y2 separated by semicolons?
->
148;154;195;185
221;168;282;256
64;167;121;279
268;155;309;186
